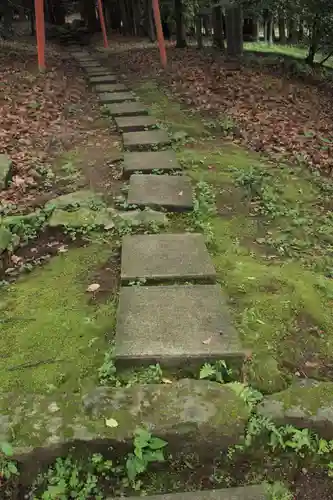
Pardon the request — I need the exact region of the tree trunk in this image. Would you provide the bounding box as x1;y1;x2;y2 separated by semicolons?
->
109;0;121;31
174;0;187;47
132;0;140;36
305;17;320;65
265;16;273;44
196;15;203;49
146;0;155;41
212;5;224;50
203;15;211;37
287;18;298;44
81;0;98;32
278;13;286;44
225;5;243;60
53;0;65;25
1;0;14;37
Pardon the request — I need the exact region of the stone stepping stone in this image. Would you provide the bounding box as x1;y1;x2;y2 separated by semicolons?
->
122;150;181;178
128;174;193;211
121;233;216;284
84;67;109;76
123;130;170;151
79;60;102;68
115;284;244;367
115;115;157;133
94;83;123;93
98;91;136;104
115;486;268;500
89;76;123;86
105;102;148;117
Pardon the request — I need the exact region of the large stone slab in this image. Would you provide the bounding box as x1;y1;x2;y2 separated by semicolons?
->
0;153;13;189
98;91;136;103
105;102;148;117
127;174;193;211
121;233;216;283
122;150;181;178
123;129;170;151
258;380;333;439
89;75;121;85
79;61;102;68
115;115;157;133
0;380;250;484
116;486;268;500
115;285;244;366
84;67;110;76
94;83;125;93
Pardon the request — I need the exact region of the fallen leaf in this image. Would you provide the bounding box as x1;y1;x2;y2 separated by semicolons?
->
178;191;183;196
162;378;173;384
105;418;118;428
86;283;100;292
202;337;212;345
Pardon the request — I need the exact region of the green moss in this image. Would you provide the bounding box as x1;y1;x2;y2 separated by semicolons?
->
0;243;117;394
269;382;333;416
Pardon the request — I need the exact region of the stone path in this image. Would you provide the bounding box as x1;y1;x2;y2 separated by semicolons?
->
72;50;245;370
115;485;268;500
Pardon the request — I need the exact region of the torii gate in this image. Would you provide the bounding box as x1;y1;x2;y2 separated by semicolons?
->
34;0;167;71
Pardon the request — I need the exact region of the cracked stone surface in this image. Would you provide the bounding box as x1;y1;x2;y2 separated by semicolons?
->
115;284;244;366
122;150;181;178
121;233;216;283
127;174;193;211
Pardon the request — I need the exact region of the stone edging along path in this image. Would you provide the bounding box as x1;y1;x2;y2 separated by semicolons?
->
2;48;333;498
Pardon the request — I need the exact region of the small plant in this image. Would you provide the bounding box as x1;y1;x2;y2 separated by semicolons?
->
265;481;293;500
0;442;18;481
199;360;232;383
98;350;119;386
191;180;216;245
126;428;167;489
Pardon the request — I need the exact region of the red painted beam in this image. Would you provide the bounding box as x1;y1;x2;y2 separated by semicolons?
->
97;0;109;48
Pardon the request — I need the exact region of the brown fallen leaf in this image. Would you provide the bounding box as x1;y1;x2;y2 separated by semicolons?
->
202;337;212;345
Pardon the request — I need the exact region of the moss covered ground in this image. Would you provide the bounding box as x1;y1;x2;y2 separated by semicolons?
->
0;243;116;394
135;80;333;394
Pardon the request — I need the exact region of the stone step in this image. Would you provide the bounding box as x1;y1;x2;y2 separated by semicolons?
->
115;284;244;367
115;115;157;133
84;67;109;76
94;83;125;93
105;102;148;117
115;486;268;500
128;174;193;212
121;233;216;284
90;76;120;86
98;91;137;104
79;60;102;68
122;150;182;178
123;129;170;151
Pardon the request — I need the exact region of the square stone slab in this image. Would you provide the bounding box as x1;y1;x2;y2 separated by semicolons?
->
123;130;170;151
98;91;136;103
116;486;268;500
115;115;157;133
90;76;119;85
121;233;216;283
79;61;102;68
115;285;244;366
84;67;108;76
105;102;148;117
128;174;193;211
122;150;181;178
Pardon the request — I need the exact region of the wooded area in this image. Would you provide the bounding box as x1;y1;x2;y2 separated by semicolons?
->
0;0;333;65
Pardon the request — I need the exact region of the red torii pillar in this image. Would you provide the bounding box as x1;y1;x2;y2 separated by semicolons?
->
152;0;167;68
34;0;45;71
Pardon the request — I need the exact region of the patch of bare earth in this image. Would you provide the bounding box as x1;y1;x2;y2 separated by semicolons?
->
98;39;333;173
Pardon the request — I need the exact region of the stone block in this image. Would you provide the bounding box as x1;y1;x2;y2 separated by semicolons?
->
122;151;181;178
123;130;170;151
115;285;244;366
115;115;157;133
114;486;268;500
90;76;119;85
127;174;193;211
105;102;148;117
98;91;136;103
121;233;216;283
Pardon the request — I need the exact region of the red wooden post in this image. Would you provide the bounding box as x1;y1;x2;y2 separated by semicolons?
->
34;0;45;71
152;0;167;68
97;0;109;48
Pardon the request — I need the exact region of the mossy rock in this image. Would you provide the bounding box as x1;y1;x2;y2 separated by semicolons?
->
0;154;13;189
0;380;250;483
45;190;105;211
258;380;333;439
48;207;115;229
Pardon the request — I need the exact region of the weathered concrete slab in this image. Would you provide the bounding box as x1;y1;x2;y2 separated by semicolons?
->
105;102;148;117
98;91;136;104
128;174;193;211
258;380;333;440
79;60;102;68
115;285;244;366
121;233;216;283
122;150;181;178
84;67;110;76
0;154;13;189
115;115;157;133
1;380;249;484
94;83;125;93
115;486;268;500
123;129;170;151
